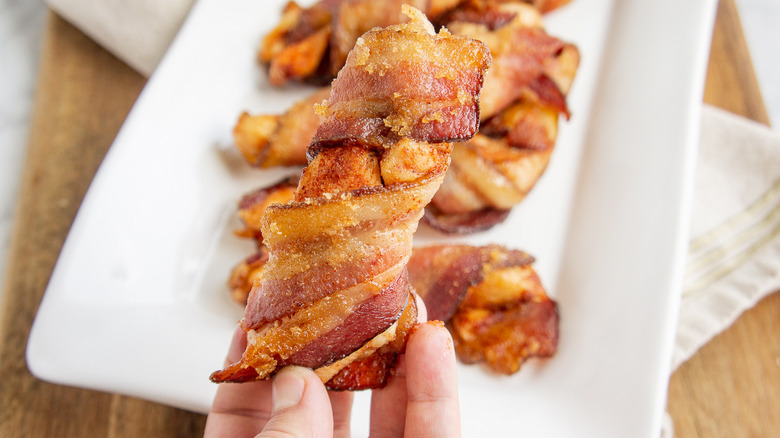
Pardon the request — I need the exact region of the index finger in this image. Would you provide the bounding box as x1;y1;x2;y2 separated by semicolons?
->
204;326;355;438
403;321;461;438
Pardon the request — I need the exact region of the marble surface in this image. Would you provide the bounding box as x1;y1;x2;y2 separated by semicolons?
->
0;1;778;302
0;0;46;293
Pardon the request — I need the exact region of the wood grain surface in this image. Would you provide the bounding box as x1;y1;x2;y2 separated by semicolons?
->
0;0;777;437
0;11;206;438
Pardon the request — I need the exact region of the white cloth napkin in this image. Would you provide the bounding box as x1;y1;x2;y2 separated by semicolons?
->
47;0;194;76
46;0;780;434
660;105;780;437
674;104;780;369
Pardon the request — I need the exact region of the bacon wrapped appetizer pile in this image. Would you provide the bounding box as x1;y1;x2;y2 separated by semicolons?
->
235;0;579;232
408;245;558;374
211;7;491;389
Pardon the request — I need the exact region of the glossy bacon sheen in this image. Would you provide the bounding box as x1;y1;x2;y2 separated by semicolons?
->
220;178;433;384
212;9;490;387
285;274;411;368
323;292;418;389
310;22;490;152
409;244;558;374
229;177;300;304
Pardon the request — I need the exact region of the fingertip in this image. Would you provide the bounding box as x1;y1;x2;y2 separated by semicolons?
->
408;320;455;363
274;366;330;410
406;320;458;396
225;324;248;365
403;321;460;438
272;367;306;412
258;366;335;438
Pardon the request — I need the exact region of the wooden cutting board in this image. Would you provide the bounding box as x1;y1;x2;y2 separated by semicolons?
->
0;0;777;436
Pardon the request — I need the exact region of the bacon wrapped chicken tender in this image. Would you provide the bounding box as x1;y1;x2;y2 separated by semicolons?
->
409;244;558;374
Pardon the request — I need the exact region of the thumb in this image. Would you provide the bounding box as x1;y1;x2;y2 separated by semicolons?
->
256;366;334;438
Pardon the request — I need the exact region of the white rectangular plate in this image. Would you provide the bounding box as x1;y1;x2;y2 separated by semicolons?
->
27;0;716;436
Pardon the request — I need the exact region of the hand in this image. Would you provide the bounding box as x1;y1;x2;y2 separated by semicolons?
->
204;302;460;438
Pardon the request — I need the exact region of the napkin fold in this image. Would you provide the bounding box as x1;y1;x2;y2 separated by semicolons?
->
660;105;780;438
45;0;780;434
47;0;194;76
674;105;780;370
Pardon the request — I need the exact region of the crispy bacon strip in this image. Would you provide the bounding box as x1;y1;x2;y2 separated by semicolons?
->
424;98;561;232
438;1;578;120
212;8;490;389
408;244;558;374
308;20;488;151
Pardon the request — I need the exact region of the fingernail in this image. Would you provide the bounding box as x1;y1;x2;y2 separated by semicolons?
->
272;368;305;412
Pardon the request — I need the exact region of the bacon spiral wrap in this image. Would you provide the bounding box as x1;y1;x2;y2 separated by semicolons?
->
212;8;490;389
